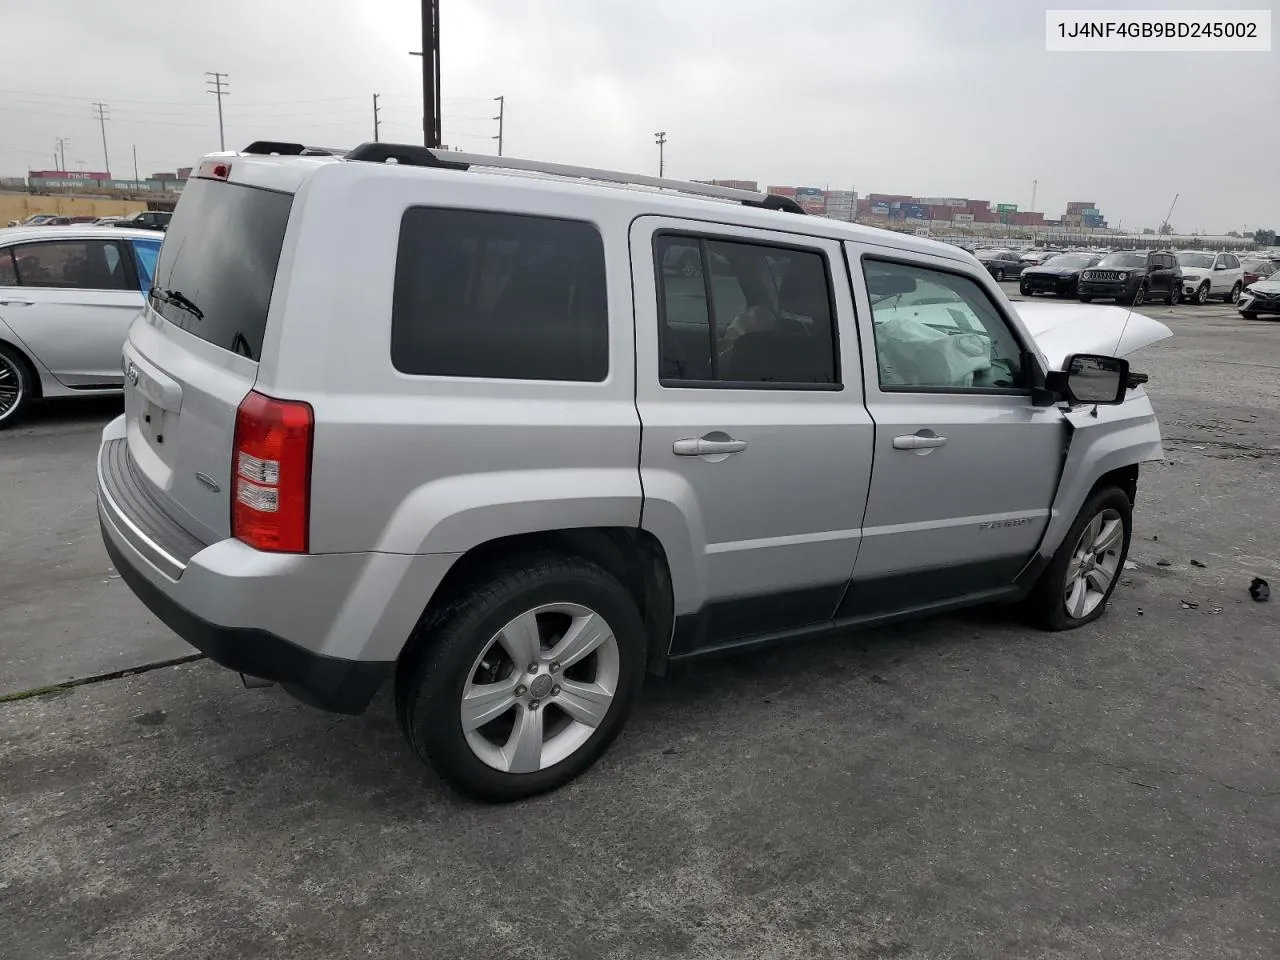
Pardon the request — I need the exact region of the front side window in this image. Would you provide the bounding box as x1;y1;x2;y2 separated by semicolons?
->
655;234;838;387
392;208;608;382
863;259;1023;391
8;240;129;291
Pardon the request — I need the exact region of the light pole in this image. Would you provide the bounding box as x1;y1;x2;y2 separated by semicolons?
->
409;0;441;147
654;131;667;177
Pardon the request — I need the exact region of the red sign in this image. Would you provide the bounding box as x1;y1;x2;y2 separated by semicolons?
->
29;170;111;181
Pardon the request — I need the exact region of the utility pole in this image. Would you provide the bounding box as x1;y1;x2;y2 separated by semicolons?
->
92;103;111;176
132;145;139;182
205;72;229;151
493;95;504;155
654;131;667;177
55;137;69;172
409;0;442;147
372;93;381;142
1160;192;1179;234
1030;178;1038;212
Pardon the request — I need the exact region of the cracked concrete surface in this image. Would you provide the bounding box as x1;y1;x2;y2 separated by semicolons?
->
1;297;1278;959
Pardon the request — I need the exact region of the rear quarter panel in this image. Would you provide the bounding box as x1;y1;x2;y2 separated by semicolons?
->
260;164;643;556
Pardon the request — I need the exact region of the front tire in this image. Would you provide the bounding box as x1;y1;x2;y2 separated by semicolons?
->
397;553;647;802
1242;311;1258;320
1025;487;1132;631
1129;285;1146;307
1195;282;1211;305
1020;284;1032;297
1168;283;1180;306
1079;296;1093;303
0;344;33;430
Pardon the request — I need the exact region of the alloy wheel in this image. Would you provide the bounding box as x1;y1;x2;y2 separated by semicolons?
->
460;602;620;774
1064;507;1124;619
0;353;23;423
1229;283;1242;304
1132;286;1145;307
1196;283;1210;305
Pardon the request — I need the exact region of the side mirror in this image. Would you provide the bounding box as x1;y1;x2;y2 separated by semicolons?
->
1214;263;1227;270
1045;353;1130;405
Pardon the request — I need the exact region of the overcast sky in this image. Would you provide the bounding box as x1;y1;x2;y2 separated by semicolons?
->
2;0;1276;232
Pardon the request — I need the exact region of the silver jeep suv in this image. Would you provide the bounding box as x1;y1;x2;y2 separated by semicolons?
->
98;142;1169;801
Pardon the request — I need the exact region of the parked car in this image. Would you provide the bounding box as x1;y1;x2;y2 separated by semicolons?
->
975;249;1027;280
93;216;124;225
1237;269;1280;320
6;215;56;228
97;142;1170;801
1078;251;1182;306
1019;250;1061;267
1176;251;1244;304
1240;256;1280;288
0;226;164;427
41;216;73;227
1019;253;1102;298
112;210;172;232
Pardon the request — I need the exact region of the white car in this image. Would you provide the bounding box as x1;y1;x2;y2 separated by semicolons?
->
0;225;164;427
1176;251;1244;305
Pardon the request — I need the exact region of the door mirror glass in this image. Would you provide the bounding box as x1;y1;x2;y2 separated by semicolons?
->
1053;353;1129;405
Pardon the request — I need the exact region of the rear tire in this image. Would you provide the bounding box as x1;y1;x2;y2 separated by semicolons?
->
0;344;33;430
1226;282;1242;303
396;553;647;802
1242;311;1258;320
1024;487;1132;631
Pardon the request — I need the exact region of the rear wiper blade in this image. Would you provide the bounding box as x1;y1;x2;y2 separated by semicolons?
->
150;286;205;322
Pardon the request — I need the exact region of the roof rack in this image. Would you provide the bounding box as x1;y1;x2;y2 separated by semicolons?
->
242;141;348;157
341;141;806;215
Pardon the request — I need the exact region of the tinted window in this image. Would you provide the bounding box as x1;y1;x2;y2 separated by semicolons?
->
149;178;293;360
655;234;837;386
863;259;1023;391
132;238;161;290
1224;255;1239;268
0;249;15;286
392;208;607;381
9;239;129;290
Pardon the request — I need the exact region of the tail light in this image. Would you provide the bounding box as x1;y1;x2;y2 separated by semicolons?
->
232;391;313;553
197;159;231;181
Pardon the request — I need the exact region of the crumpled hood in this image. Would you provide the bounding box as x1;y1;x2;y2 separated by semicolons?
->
1013;302;1172;368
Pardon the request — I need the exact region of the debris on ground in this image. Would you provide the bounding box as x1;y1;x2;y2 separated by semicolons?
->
1190;559;1206;568
1152;534;1159;541
1180;600;1199;610
1249;578;1270;602
1157;559;1172;567
1125;560;1139;570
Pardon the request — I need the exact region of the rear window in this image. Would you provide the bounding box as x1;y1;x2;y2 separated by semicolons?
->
148;178;292;360
391;207;608;381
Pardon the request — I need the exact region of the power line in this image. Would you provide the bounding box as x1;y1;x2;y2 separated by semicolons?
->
92;102;110;176
205;72;229;151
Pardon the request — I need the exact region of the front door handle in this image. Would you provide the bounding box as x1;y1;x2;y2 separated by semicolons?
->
893;431;948;451
674;434;747;458
0;298;34;306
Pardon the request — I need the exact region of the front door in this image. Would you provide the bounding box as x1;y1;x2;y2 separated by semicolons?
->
841;244;1066;617
0;237;141;387
631;217;873;654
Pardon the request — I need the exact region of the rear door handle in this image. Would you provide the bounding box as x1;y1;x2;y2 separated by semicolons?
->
674;435;747;458
0;298;34;306
893;433;948;450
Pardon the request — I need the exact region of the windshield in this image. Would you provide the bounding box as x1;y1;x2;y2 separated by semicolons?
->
148;178;293;361
1177;253;1214;269
1098;253;1146;269
1043;255;1095;269
974;249;1008;258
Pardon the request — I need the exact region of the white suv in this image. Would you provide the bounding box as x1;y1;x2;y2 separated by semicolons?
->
98;142;1170;801
1177;251;1244;304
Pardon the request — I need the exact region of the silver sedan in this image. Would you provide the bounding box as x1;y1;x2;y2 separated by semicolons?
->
0;225;164;427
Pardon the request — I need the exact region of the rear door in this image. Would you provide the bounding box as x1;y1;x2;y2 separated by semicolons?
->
121;174;294;543
631;217;873;653
0;236;141;387
843;244;1065;616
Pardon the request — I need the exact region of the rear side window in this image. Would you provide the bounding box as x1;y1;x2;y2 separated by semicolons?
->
131;238;161;290
148;178;293;360
654;234;838;387
391;208;608;381
0;249;15;286
8;240;129;291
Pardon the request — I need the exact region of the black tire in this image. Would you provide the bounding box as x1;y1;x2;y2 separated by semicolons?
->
1020;285;1032;297
994;268;1005;281
1242;311;1258;320
1079;296;1093;303
1129;285;1146;307
396;553;647;802
0;343;34;430
1024;487;1132;631
1226;282;1242;303
1195;282;1210;305
1168;283;1180;306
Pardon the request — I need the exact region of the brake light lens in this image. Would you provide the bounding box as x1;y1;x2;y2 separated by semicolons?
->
232;391;313;553
197;159;231;181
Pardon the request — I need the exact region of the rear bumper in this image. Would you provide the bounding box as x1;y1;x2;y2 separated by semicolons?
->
96;415;460;714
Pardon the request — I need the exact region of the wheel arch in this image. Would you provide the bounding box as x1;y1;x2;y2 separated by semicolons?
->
399;526;676;682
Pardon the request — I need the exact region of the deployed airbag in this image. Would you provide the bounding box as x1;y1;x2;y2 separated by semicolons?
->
875;316;992;387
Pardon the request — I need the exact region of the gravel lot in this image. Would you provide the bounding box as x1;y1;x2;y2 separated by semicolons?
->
2;291;1277;960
